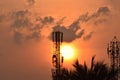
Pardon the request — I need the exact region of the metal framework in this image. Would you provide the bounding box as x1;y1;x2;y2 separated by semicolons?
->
107;36;120;80
52;31;64;80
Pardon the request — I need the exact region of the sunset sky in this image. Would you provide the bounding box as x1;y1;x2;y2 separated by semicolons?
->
0;0;120;80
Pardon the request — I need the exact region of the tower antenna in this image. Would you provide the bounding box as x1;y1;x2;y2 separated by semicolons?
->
107;36;120;80
51;31;64;80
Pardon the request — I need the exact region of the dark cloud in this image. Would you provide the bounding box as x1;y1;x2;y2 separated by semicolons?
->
36;16;54;28
10;10;55;44
41;16;54;25
90;6;110;19
56;17;66;25
4;6;110;44
69;18;81;32
94;19;107;25
77;29;85;38
11;10;32;29
13;31;24;44
51;6;110;42
26;31;41;41
79;6;110;23
97;6;110;15
83;31;94;41
52;21;84;42
11;10;40;44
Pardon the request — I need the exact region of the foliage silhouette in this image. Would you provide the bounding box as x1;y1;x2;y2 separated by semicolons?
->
61;56;118;80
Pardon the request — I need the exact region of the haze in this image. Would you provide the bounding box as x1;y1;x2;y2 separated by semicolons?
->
0;0;120;80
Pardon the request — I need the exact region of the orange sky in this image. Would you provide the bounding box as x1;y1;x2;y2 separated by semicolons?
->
0;0;120;80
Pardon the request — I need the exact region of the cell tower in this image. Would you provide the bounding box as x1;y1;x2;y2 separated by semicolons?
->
52;31;64;80
107;36;120;80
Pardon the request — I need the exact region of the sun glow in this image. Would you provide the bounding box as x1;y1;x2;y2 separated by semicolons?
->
60;45;75;60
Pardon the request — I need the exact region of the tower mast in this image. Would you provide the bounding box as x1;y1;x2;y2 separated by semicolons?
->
107;36;120;80
52;31;64;80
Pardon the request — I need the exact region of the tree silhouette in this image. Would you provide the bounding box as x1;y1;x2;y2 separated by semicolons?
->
67;56;118;80
61;68;70;80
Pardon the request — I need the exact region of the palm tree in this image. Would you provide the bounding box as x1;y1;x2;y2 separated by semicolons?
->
70;56;117;80
61;68;70;80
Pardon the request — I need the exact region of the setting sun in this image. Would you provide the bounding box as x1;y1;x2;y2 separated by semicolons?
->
60;45;75;60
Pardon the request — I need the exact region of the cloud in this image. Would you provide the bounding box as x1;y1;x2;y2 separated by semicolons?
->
36;16;54;28
50;6;110;42
41;16;54;25
0;6;110;44
97;6;110;15
10;9;55;44
52;20;84;42
11;10;32;29
13;31;24;44
78;6;110;23
10;10;40;44
77;29;85;38
83;31;94;41
94;19;107;25
69;18;81;32
26;31;41;41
